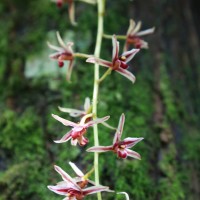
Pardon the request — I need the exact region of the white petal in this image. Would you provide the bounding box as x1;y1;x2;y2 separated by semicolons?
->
127;19;136;36
56;31;68;49
69;162;84;177
84;97;91;111
117;113;125;137
47;41;63;51
132;21;142;35
113;113;125;144
68;1;77;26
58;106;84;117
135;27;155;37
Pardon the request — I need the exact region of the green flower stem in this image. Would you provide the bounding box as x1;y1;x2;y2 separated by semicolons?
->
103;33;127;40
92;0;105;200
74;52;93;58
98;68;112;83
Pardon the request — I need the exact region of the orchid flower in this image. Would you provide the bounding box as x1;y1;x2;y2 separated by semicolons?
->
52;0;96;26
48;31;74;81
87;113;143;159
52;113;110;146
124;19;155;51
48;164;111;200
58;97;92;118
86;35;139;83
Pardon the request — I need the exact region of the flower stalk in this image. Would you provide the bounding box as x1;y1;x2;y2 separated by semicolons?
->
92;0;105;199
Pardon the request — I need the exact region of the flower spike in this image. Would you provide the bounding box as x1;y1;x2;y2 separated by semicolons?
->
86;35;139;83
124;19;155;51
87;113;143;159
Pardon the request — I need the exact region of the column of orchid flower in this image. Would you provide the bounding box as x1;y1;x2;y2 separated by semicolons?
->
47;0;155;200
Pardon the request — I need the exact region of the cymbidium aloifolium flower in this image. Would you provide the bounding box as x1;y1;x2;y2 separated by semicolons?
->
124;19;155;51
51;0;97;26
47;31;74;81
52;113;110;146
48;162;111;200
86;35;139;83
87;113;143;159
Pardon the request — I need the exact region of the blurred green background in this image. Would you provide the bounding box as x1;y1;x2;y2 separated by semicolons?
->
0;0;200;199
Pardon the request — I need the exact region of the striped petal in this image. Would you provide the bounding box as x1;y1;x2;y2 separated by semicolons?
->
113;113;125;144
112;35;119;62
82;186;110;195
52;114;77;127
86;57;112;68
54;165;80;189
54;130;72;143
123;137;144;148
122;48;140;63
85;116;110;127
115;68;136;83
47;185;69;195
87;145;113;152
126;149;141;160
